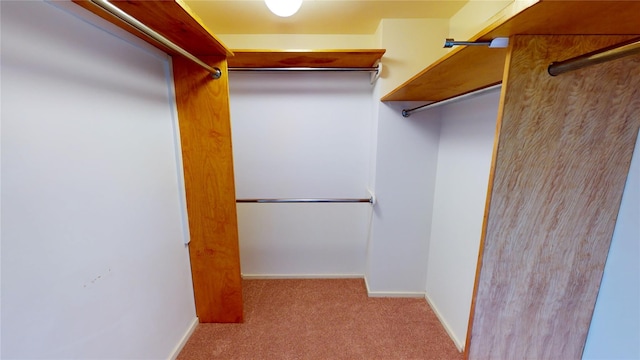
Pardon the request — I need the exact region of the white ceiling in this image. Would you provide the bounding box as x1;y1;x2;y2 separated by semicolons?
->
183;0;468;35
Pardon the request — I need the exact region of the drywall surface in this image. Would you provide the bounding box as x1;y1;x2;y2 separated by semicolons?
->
236;203;371;277
1;1;196;358
583;131;640;359
376;18;449;97
365;18;446;295
425;88;500;349
217;33;377;50
365;101;441;295
448;0;511;41
229;72;374;276
448;0;538;41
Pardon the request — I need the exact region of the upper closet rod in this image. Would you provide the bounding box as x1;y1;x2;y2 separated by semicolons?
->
548;37;640;76
87;0;222;79
402;84;501;117
230;61;383;83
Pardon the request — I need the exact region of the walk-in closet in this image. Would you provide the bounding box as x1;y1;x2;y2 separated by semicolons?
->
2;1;639;359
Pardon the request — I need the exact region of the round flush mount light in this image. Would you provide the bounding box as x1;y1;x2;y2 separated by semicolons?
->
264;0;303;17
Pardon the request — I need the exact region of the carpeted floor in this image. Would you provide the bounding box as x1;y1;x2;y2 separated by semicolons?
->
177;279;462;360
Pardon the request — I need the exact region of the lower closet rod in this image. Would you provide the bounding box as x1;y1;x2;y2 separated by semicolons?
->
229;67;378;72
237;198;373;204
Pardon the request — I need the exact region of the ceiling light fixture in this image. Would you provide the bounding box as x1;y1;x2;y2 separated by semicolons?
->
264;0;302;17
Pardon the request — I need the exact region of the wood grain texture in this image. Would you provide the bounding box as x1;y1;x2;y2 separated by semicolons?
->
466;35;640;359
382;1;640;102
380;45;507;102
462;43;513;358
484;1;640;39
173;57;243;323
72;0;232;57
227;49;386;68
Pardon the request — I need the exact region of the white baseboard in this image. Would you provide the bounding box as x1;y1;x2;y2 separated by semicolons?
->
424;295;465;352
363;276;425;298
367;290;426;298
168;317;198;360
241;273;365;279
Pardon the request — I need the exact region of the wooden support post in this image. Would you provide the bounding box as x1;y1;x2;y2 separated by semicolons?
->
172;57;243;323
466;35;640;358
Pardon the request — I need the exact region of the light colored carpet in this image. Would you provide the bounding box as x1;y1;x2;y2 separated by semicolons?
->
178;279;462;360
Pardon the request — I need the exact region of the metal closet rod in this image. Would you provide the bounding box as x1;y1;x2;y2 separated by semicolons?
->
88;0;222;79
402;84;502;117
237;197;373;204
548;37;640;76
228;67;379;72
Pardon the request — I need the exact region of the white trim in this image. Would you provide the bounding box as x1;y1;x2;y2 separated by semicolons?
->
363;276;425;298
165;57;191;245
425;294;465;352
367;290;425;298
168;317;198;360
241;274;365;280
244;275;424;297
364;275;372;294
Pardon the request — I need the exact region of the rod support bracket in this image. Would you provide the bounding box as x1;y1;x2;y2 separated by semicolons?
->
444;37;509;48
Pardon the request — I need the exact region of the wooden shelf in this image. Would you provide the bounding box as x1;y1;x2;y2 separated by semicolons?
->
73;0;232;57
382;0;640;102
227;49;386;68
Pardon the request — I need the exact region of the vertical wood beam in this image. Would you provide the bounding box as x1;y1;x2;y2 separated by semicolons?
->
467;35;640;358
172;57;243;323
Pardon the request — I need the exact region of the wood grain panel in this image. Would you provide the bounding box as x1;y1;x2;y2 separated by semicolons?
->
72;0;232;57
228;49;385;68
466;35;640;359
383;1;640;102
172;57;243;323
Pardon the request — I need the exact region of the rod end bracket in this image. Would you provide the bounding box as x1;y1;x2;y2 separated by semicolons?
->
402;109;411;118
444;38;455;48
210;68;222;79
370;60;382;84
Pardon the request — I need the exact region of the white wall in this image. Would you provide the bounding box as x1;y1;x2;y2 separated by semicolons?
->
447;0;538;43
229;72;374;277
1;1;196;358
424;88;500;350
364;18;449;296
365;102;441;296
583;131;640;359
375;18;450;98
218;34;377;49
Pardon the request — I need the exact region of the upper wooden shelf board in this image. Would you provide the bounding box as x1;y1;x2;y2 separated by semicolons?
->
382;0;640;102
227;49;386;68
72;0;232;58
